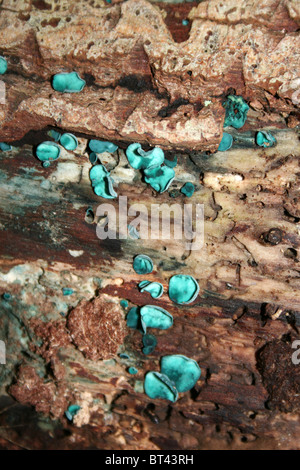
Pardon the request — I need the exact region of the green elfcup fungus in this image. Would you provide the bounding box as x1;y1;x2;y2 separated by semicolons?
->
144;165;175;193
140;305;173;333
133;255;153;275
36;141;61;162
126;143;164;170
89;164;117;199
142;333;157;355
89;152;98;165
144;372;178;402
47;130;61;142
181;182;195;197
128;367;138;375
0;56;7;74
218;132;233;151
65;404;80;421
223;95;249;129
169;274;199;304
138;281;163;299
164;156;177;168
256;131;276;148
89;140;118;154
0;143;12;151
60;133;78;151
126;306;143;332
52;71;86;93
161;355;201;393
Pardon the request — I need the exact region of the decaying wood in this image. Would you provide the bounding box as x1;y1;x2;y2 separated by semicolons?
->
0;0;300;451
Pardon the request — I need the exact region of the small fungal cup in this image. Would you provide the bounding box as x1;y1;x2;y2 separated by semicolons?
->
36;141;61;162
52;72;86;93
168;274;199;304
144;372;178;402
0;56;7;75
60;133;78;151
133;255;153;275
161;355;201;392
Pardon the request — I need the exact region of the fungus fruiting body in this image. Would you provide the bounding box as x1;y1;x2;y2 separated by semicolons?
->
0;143;12;151
120;299;128;309
138;281;163;299
144;372;178;402
223;95;249;129
126;307;142;331
181;182;195;197
218;132;233;151
144;166;175;193
89;140;118;154
126;143;164;170
169;274;199;304
133;255;153;275
256;131;276;148
161;355;201;392
60;133;78;151
142;333;157;355
62;287;74;296
89;164;117;199
182;19;189;26
0;56;7;74
128;367;138;375
128;224;140;240
36;142;61;162
47;130;61;142
52;72;86;93
164;156;177;168
89;152;98;165
140;305;173;332
3;293;12;301
65;404;80;421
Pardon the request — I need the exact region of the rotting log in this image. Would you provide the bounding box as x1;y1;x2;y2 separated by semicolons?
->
0;0;300;451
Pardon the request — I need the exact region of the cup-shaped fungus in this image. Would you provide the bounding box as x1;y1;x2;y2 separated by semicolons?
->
126;143;164;170
256;131;276;148
52;72;86;93
223;95;249;129
0;56;7;74
36;141;61;162
138;281;164;299
181;182;195;197
89;164;117;198
60;133;78;151
144;372;178;402
142;333;157;355
161;355;201;392
0;143;12;151
140;305;173;333
133;254;153;274
144;165;175;193
218;132;233;151
89;140;118;154
168;274;199;304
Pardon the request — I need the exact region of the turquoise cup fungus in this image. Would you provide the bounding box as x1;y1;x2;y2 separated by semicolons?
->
144;165;175;193
60;133;78;151
218;132;233;151
133;255;153;275
223;95;249;129
142;333;157;355
65;404;81;421
138;281;163;299
144;372;178;402
256;130;276;148
140;305;173;333
52;71;86;93
89;164;117;198
36;141;61;162
47;129;61;142
126;307;143;332
168;274;199;304
89;140;118;154
0;143;12;151
161;355;201;392
181;182;195;197
0;56;7;74
126;143;164;170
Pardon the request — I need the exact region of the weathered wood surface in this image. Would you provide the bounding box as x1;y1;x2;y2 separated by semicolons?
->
0;0;300;451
